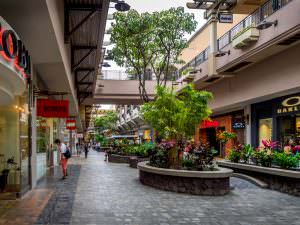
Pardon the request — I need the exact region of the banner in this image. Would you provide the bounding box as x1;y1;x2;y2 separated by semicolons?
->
37;99;69;118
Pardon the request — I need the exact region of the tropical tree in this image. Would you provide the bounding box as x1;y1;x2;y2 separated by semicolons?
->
94;111;118;133
141;85;213;141
110;7;197;102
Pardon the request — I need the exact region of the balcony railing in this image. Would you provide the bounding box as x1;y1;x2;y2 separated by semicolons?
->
179;0;293;77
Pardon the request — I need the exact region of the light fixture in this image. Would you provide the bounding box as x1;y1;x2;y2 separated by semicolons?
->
101;62;111;67
190;69;202;74
215;50;230;57
114;1;130;12
256;20;278;30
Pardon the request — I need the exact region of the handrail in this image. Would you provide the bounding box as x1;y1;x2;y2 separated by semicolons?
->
179;0;293;77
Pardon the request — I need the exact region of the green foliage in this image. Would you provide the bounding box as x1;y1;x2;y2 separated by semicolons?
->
120;143;156;157
228;149;241;163
217;131;237;143
182;158;195;170
274;152;299;169
142;84;213;140
253;148;274;167
149;148;169;168
95;134;108;147
110;7;197;101
240;144;254;163
94;111;118;133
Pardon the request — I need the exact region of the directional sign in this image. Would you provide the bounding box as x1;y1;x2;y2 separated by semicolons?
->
218;13;233;23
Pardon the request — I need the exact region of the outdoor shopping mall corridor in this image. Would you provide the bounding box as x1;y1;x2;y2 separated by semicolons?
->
0;150;299;225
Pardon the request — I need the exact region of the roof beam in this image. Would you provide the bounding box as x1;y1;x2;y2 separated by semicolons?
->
78;82;93;85
69;10;97;37
72;48;95;70
78;70;94;83
67;4;102;11
73;45;98;50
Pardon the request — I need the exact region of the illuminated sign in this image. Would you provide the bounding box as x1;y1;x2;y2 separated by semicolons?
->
66;119;76;130
37;99;69;118
277;96;300;114
200;120;219;129
0;17;31;78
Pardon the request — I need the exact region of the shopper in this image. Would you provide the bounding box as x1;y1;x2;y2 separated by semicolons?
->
55;139;69;179
84;143;89;159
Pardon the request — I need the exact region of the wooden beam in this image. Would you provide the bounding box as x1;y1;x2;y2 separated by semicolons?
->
73;45;97;50
72;48;95;70
68;4;102;11
69;10;96;37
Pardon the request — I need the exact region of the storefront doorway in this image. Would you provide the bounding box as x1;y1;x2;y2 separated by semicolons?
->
277;115;300;148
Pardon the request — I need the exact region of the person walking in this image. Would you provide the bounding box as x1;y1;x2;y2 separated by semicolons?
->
84;143;89;159
55;139;69;179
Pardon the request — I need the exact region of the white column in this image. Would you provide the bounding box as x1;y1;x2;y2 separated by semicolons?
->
208;11;218;76
244;105;252;145
31;99;37;188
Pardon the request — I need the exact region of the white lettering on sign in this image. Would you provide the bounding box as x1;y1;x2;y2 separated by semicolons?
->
218;13;233;23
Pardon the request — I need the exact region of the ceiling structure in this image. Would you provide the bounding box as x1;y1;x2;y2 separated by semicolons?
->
64;0;110;128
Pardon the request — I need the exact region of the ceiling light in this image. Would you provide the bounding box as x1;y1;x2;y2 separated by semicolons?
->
256;20;278;30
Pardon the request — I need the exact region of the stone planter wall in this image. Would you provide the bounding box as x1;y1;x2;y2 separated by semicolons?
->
218;160;300;196
108;154;131;163
129;157;149;168
138;162;233;196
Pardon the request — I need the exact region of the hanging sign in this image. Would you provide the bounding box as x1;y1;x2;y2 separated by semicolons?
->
37;99;69;118
200;120;219;129
232;121;245;129
218;13;233;23
66;119;76;130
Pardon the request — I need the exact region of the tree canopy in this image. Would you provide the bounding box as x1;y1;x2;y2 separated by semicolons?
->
141;85;213;140
94;111;118;133
110;7;197;102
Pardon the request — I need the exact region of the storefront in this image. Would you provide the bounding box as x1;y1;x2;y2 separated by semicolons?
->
0;16;32;197
196;110;246;157
251;93;300;149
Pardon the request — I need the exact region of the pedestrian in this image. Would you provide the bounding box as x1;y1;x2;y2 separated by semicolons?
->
84;143;89;159
55;139;70;179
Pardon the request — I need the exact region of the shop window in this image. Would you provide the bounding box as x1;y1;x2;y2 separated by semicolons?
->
278;115;300;148
259;118;273;146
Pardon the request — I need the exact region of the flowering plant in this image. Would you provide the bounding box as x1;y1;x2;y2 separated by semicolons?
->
292;145;300;154
253;140;276;167
228;144;243;163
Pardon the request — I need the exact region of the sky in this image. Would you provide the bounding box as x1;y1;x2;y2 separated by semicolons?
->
103;0;206;71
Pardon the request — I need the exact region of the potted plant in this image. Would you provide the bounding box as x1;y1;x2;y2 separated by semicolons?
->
217;131;236;158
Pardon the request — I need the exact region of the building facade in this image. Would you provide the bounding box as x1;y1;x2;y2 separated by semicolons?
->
177;0;299;157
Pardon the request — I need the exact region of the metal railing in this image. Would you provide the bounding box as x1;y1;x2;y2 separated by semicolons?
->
179;0;293;77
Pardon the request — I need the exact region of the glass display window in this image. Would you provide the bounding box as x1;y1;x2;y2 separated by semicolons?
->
259;118;273;146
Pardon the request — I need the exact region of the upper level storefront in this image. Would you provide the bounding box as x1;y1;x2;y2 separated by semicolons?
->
177;0;298;87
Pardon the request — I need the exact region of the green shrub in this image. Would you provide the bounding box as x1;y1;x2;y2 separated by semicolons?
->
228;149;241;163
274;152;299;169
182;158;195;170
149;148;169;168
240;144;254;163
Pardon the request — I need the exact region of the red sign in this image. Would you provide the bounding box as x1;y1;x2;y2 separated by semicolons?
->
0;19;31;78
66;119;76;130
37;99;69;118
200;120;219;129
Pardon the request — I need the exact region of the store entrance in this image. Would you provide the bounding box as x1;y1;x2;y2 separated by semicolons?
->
277;115;300;148
206;128;220;155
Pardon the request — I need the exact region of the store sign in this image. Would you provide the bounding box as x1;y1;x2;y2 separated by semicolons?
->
37;99;69;118
200;120;219;129
66;119;76;130
232;121;245;129
77;133;83;138
218;13;233;23
0;17;31;78
277;96;300;114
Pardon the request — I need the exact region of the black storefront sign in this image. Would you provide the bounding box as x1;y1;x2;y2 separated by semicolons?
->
232;121;245;129
251;93;300;147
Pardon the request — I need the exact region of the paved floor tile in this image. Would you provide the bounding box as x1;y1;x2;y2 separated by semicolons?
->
0;151;300;225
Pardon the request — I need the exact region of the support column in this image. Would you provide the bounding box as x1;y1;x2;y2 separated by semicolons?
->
208;10;218;76
244;105;252;145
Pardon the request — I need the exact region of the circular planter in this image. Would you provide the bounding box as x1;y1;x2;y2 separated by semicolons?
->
108;154;131;163
129;157;149;168
138;161;233;196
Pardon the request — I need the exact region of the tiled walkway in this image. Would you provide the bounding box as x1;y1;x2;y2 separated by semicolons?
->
0;151;300;225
